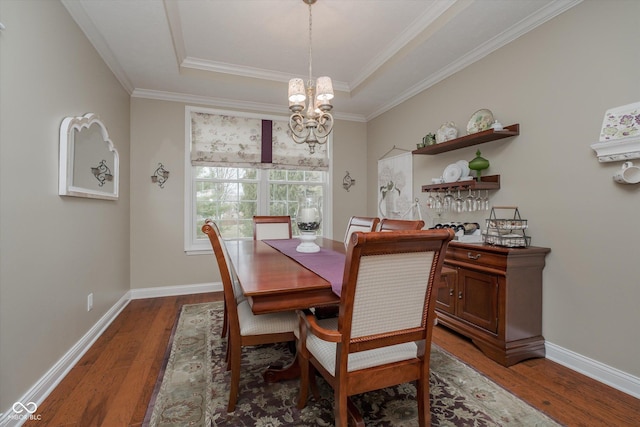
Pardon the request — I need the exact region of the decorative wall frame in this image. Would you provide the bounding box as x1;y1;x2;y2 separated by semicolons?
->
59;113;119;200
591;102;640;162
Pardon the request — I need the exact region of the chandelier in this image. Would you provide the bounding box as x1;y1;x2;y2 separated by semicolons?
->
288;0;334;154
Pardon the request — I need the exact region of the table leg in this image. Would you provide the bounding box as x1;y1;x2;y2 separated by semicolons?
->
263;352;301;383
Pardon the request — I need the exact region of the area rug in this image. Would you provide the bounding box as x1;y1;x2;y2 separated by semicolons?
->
144;302;561;426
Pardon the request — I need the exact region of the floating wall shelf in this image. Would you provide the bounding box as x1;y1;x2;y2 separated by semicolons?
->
413;124;520;155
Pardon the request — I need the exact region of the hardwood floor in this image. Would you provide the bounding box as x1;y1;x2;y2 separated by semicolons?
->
25;293;639;426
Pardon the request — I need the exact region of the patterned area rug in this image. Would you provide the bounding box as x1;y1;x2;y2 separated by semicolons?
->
144;302;561;426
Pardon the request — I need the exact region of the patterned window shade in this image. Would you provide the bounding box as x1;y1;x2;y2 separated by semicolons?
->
190;110;329;171
270;120;329;171
190;112;262;168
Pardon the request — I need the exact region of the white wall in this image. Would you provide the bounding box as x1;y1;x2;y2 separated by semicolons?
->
130;98;368;289
0;0;130;412
367;0;640;378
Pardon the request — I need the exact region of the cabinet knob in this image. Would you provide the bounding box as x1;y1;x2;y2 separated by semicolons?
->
458;291;463;299
467;252;481;260
449;289;454;296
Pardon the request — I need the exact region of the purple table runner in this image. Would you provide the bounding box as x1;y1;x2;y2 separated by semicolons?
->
263;239;346;296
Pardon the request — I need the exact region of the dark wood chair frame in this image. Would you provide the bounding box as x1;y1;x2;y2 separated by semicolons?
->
296;229;454;427
378;218;425;231
202;220;296;412
343;216;380;246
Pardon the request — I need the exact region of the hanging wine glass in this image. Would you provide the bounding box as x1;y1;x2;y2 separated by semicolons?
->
443;189;454;212
465;188;476;212
455;188;464;213
482;190;491;211
475;190;484;212
426;191;436;209
434;191;444;213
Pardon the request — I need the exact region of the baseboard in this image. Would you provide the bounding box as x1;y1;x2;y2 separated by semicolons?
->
0;283;223;427
0;292;131;427
129;282;222;299
546;341;640;399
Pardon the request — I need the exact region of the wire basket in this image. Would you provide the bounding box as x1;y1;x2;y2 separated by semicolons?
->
483;206;530;247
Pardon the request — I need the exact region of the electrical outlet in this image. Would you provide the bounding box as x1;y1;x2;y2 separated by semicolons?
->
87;293;93;312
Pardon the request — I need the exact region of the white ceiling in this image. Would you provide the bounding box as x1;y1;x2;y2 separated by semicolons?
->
62;0;581;122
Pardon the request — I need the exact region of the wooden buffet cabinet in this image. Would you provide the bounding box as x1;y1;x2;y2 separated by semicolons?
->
437;241;551;367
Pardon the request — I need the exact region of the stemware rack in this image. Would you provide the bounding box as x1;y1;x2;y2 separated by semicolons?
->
483;206;530;247
421;174;500;192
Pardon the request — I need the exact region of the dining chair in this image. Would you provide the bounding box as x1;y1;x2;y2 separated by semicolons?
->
253;215;292;240
202;220;298;412
296;229;454;427
378;218;425;231
343;216;380;248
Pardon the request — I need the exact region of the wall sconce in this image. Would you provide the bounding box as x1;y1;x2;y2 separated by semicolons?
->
151;163;170;188
90;160;113;187
342;171;356;192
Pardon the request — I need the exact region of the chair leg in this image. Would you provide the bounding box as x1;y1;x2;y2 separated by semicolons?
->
347;398;365;427
297;353;310;409
227;340;242;412
417;376;430;427
221;301;228;338
334;388;349;427
309;365;320;400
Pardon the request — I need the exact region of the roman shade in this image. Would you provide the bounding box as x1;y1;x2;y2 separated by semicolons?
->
190;111;328;171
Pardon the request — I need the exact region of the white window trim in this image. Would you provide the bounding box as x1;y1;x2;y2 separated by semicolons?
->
183;106;333;254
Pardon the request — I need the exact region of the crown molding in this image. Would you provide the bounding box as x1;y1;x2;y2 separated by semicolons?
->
367;0;583;121
132;89;366;123
61;0;134;94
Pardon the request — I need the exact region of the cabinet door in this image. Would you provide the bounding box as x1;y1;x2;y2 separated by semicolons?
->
435;271;456;315
457;268;499;334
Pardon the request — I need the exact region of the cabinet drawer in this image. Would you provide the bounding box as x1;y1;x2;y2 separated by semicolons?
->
446;246;507;271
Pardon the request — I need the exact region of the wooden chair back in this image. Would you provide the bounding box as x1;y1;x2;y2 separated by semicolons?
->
378;218;425;231
203;219;297;412
297;229;454;426
202;220;243;336
343;216;380;248
253;215;292;240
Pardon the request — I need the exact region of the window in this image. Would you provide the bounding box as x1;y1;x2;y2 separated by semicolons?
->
184;107;331;253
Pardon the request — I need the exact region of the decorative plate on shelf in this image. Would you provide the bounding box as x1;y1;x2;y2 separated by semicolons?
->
443;163;462;183
436;121;458;143
455;160;470;177
467;109;494;134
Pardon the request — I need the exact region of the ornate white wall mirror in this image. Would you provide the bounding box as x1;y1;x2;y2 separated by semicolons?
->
59;113;119;200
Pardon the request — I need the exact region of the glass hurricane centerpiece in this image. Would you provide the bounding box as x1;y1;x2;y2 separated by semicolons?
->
295;193;321;253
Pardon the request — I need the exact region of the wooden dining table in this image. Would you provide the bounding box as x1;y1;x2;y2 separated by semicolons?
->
224;237;343;315
223;236;343;382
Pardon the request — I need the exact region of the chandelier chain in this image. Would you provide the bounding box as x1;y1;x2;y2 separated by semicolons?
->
308;1;313;85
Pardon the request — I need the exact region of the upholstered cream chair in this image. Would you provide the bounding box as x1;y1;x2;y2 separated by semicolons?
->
343;216;380;248
253;215;292;240
296;229;454;426
213;215;288;341
202;221;297;412
378;218;425;231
